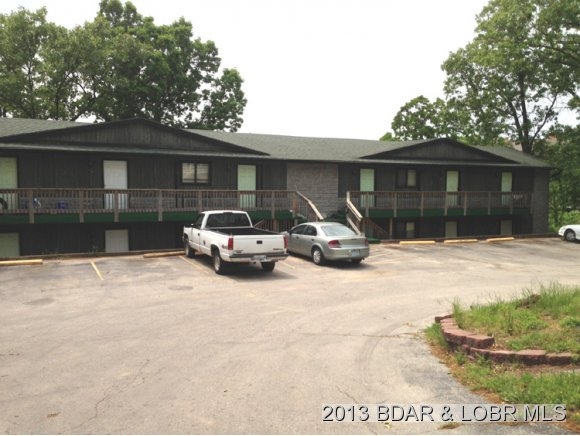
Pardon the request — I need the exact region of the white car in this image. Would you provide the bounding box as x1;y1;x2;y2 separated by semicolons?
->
558;224;580;242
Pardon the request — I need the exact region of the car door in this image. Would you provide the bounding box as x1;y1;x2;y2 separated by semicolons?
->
302;225;319;255
190;214;205;251
288;224;307;255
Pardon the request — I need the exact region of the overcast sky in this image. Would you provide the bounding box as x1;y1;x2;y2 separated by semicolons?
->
1;0;489;139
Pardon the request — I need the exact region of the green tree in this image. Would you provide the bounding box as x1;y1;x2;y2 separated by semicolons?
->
384;0;579;151
442;0;579;155
390;96;442;140
0;0;247;131
0;7;59;118
538;125;580;227
386;95;504;145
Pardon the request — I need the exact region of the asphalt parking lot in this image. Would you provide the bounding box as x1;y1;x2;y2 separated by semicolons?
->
1;238;578;434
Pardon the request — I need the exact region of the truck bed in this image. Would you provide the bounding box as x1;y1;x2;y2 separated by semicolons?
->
207;227;278;236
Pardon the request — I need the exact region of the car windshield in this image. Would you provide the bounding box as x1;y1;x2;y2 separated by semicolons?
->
321;225;356;237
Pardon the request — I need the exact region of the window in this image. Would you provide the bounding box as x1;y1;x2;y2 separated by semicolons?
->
395;221;416;239
396;169;417;188
321;224;356;237
290;225;307;235
182;162;210;184
304;225;317;236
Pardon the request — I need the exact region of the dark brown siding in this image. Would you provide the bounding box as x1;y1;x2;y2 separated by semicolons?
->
9;222;184;255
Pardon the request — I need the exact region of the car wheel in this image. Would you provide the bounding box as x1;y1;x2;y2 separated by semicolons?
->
213;249;227;275
261;261;275;272
183;236;195;258
564;229;577;242
312;247;326;266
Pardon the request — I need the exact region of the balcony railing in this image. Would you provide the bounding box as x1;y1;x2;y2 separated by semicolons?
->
348;191;532;218
0;189;323;224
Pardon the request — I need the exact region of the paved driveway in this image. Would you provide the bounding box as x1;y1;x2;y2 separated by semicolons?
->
0;238;578;434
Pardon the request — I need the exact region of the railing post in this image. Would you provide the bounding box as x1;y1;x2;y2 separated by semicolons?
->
113;190;119;222
365;193;370;218
463;191;468;216
79;190;85;223
271;191;275;220
195;190;201;212
27;190;34;224
487;192;491;215
510;192;513;215
157;190;163;222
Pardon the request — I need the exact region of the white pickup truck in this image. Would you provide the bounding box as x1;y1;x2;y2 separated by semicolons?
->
183;210;288;274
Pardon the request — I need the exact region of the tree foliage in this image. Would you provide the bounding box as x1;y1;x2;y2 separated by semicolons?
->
0;0;246;130
442;0;579;155
538;125;580;227
384;0;579;154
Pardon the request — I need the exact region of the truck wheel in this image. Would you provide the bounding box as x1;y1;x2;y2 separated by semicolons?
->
183;236;195;258
312;247;326;266
213;249;227;275
261;262;275;272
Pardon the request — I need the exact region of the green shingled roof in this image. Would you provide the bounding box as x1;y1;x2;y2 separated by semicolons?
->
187;129;423;161
0;117;87;137
188;129;549;167
0;118;549;168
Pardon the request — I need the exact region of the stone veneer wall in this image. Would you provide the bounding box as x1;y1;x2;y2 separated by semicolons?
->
286;162;340;217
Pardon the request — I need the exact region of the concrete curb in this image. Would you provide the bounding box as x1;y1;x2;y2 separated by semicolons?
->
142;251;183;259
0;259;43;267
435;314;577;366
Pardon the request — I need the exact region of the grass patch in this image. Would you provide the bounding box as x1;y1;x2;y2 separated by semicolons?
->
455;283;580;353
425;283;580;432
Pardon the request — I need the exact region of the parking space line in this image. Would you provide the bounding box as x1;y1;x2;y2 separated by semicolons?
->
278;260;296;269
90;260;104;281
178;256;209;273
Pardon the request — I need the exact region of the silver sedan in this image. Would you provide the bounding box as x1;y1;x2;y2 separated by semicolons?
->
284;222;370;265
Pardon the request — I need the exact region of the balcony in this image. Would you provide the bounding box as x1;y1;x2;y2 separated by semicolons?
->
0;189;323;226
347;191;533;219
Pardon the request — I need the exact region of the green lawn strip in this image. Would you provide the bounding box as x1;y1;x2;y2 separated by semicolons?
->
425;283;580;430
452;283;580;353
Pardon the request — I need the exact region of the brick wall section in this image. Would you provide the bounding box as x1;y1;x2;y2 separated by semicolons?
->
286;163;340;217
436;314;575;365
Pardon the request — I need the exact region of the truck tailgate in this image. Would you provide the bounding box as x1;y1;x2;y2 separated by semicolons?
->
230;234;285;255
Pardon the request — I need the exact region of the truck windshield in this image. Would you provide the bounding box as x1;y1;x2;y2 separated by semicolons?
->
206;213;251;228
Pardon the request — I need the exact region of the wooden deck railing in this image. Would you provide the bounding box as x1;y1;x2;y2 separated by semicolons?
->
348;191;532;218
0;189;322;224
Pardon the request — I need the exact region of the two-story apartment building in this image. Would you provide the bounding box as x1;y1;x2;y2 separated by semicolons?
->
0;117;550;257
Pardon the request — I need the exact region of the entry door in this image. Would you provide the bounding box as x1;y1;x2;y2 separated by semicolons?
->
500;220;512;236
360;168;375;209
0;157;18;210
446;170;459;207
104;160;128;209
0;233;20;257
501;171;512;206
445;221;458;238
105;229;129;253
238;164;256;209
